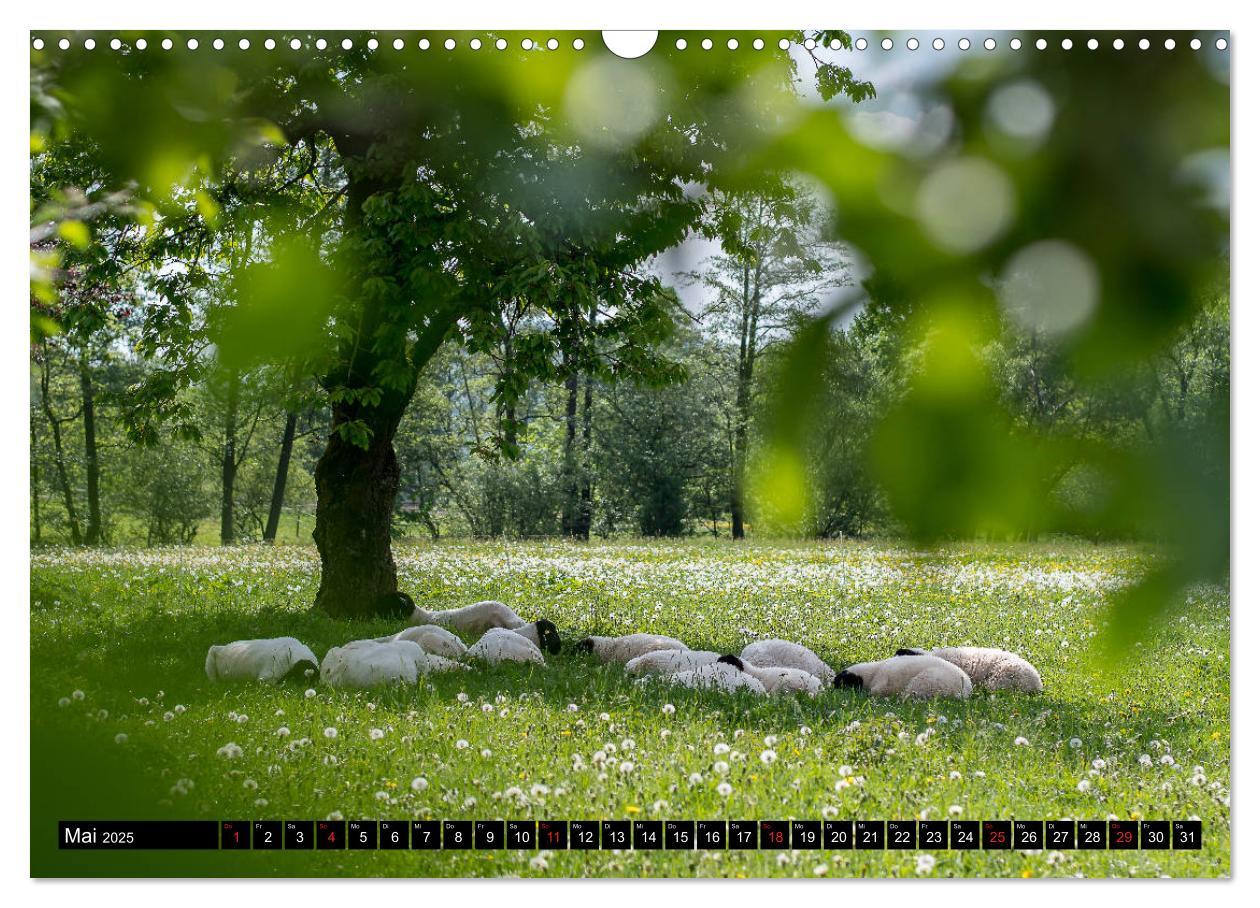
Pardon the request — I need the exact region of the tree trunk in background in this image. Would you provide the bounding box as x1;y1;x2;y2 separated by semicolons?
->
78;352;102;545
312;409;402;617
561;368;580;536
39;354;82;546
220;371;239;546
263;410;298;543
573;369;594;540
31;410;42;544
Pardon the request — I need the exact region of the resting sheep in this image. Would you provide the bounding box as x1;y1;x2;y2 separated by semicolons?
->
718;655;823;696
379;624;468;660
467;628;546;666
380;593;562;654
667;662;767;695
205;637;319;684
576;633;688;665
321;639;428;689
835;654;973;699
624;649;721;677
740;639;836;685
895;646;1043;694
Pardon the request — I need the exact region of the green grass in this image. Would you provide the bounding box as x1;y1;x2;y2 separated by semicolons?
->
30;538;1230;878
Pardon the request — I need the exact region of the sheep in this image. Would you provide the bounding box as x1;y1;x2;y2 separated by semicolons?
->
718;655;823;696
320;639;427;689
466;628;545;666
624;649;721;677
895;646;1043;694
378;624;469;660
408;597;529;634
835;654;973;699
505;619;563;655
576;633;689;665
740;639;836;685
205;637;319;684
667;662;767;695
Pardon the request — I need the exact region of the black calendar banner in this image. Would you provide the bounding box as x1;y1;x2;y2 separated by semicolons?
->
58;819;1203;851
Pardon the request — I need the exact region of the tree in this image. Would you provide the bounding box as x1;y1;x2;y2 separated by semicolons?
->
687;181;851;538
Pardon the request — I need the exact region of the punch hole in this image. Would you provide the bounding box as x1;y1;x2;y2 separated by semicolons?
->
602;31;658;59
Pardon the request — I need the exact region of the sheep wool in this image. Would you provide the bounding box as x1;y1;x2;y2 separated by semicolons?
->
740;639;836;685
719;656;822;696
507;619;563;655
205;637;320;684
898;646;1043;694
467;628;545;665
382;625;468;660
625;649;721;677
576;633;689;665
410;600;529;635
668;662;767;695
321;639;426;689
836;654;973;699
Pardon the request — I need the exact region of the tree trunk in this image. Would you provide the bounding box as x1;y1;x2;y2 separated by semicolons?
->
311;414;402;617
220;372;239;546
78;352;102;545
561;368;580;536
573;369;594;540
30;410;42;544
39;354;82;545
263;410;298;543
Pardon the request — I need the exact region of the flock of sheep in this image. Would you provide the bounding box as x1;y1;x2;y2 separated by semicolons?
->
205;593;1044;700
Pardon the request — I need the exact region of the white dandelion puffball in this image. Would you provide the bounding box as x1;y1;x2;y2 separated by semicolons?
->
713;761;729;774
688;772;703;784
530;854;549;870
457;692;469;703
717;782;733;797
456;739;470;750
1015;736;1030;747
760;749;778;765
276;726;290;737
217;742;243;759
662;704;675;716
369;728;385;740
949;770;963;780
114;733;128;745
411;777;429;792
949;804;964;817
323;727;337;739
619;761;635;774
1092;758;1106;770
1069;737;1083;749
917;854;937;875
1139;754;1153;767
58;697;70;708
72;690;85;701
1077;779;1091;792
304;689;317;699
567;703;579;712
714;742;730;755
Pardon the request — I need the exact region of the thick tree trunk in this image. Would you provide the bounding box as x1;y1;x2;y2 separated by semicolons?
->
264;410;298;543
78;353;102;545
311;415;401;617
731;377;750;540
220;372;239;546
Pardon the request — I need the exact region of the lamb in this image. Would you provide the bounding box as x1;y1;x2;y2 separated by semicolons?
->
740;639;836;685
895;646;1043;694
718;655;823;696
505;619;563;655
205;636;319;684
624;649;721;677
667;662;767;695
379;625;468;660
320;639;427;689
575;633;689;665
835;654;973;699
466;628;546;666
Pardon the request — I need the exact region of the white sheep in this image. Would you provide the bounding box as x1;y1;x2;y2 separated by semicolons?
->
466;628;545;665
740;639;836;685
667;662;767;695
205;637;319;684
409;598;528;634
836;654;973;699
379;625;468;660
718;655;823;696
576;633;688;665
896;646;1043;694
624;649;721;677
320;639;427;689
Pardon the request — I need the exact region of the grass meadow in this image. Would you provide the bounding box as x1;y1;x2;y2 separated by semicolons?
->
29;539;1230;878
